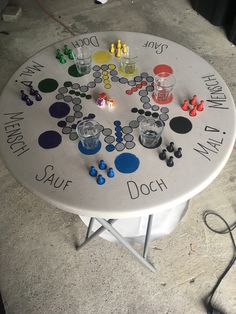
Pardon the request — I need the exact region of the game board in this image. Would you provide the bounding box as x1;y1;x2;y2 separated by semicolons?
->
0;31;235;222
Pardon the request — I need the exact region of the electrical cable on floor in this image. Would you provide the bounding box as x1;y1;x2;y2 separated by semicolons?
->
35;0;76;36
203;210;236;314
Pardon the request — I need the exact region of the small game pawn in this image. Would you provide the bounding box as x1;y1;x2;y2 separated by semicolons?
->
107;168;114;178
56;48;63;59
89;166;97;177
197;100;204;111
117;39;121;49
97;174;105;185
189;105;197;117
25;96;33;106
167;142;174;152
68;49;74;60
110;43;115;54
174;147;182;158
181;99;189;111
20;90;28;101
116;48;121;58
159;149;167;160
99;160;107;170
190;95;197;106
29;86;36;96
167;156;174;167
59;55;66;64
64;44;69;55
122;43;127;54
34;91;42;101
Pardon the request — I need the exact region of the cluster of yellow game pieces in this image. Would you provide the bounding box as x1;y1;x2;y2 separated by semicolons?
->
110;39;127;58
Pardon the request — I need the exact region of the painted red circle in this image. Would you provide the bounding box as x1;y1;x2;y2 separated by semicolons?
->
153;64;173;77
136;83;142;89
141;81;147;86
126;90;133;95
131;87;137;92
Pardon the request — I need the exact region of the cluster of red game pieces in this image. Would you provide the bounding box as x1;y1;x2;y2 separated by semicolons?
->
126;81;147;95
181;95;204;117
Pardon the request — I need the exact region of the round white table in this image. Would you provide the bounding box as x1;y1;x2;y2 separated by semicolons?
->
0;31;235;271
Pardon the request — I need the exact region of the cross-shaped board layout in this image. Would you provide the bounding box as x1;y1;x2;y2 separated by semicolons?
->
0;31;235;220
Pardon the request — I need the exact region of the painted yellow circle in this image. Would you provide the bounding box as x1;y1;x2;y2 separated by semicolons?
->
102;71;108;75
102;75;109;80
108;64;116;70
103;79;110;84
105;84;111;89
92;50;112;64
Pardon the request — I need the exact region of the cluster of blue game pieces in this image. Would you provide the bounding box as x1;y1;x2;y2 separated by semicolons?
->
21;85;42;106
89;160;114;185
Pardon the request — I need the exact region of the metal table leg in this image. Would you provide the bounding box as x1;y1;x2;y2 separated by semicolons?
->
143;215;154;259
96;218;156;273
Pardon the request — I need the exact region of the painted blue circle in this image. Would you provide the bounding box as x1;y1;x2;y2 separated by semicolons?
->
106;144;115;152
116;137;123;143
115;153;140;174
49;102;70;118
115;126;122;132
38;130;62;149
78;141;101;155
115;132;122;137
114;120;121;126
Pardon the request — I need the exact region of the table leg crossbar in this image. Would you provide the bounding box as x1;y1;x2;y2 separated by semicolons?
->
77;215;156;272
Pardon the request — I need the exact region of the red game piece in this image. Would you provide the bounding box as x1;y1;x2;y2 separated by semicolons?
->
181;99;189;111
190;95;197;106
189;105;197;117
197;100;204;111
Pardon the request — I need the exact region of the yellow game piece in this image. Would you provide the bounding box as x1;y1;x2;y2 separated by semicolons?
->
117;39;121;49
110;43;115;54
122;44;127;54
116;48;121;58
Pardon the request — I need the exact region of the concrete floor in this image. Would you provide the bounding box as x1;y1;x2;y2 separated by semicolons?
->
0;0;236;313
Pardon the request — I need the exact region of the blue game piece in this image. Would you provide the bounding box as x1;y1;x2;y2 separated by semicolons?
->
25;96;33;106
107;168;114;178
99;160;107;170
97;174;105;185
89;166;97;177
30;86;36;96
20;90;27;101
35;91;42;101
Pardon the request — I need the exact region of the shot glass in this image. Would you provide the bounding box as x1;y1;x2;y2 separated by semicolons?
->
153;66;176;104
120;47;137;74
76;119;101;150
74;46;92;75
139;118;164;148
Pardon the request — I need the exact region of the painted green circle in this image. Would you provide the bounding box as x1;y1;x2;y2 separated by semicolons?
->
69;90;75;94
75;92;81;96
38;78;58;93
64;81;72;87
86;95;92;99
68;64;84;77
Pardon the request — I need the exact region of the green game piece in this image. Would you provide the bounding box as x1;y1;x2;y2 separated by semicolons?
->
64;44;69;55
59;55;66;64
68;50;75;60
56;49;63;59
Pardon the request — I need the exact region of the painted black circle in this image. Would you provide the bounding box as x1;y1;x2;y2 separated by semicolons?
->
145;111;151;116
169;116;193;134
131;107;138;113
152;112;159;118
138;109;144;114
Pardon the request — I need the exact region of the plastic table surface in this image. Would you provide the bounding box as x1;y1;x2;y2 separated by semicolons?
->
0;31;235;219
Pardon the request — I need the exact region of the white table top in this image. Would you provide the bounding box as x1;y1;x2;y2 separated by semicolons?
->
0;31;235;219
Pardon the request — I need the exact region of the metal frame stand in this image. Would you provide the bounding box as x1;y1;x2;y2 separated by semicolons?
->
76;215;156;272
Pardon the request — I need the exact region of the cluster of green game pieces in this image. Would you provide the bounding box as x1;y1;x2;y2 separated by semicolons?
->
56;45;75;64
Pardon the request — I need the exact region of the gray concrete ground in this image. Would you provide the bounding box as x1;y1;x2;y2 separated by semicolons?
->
0;0;236;313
